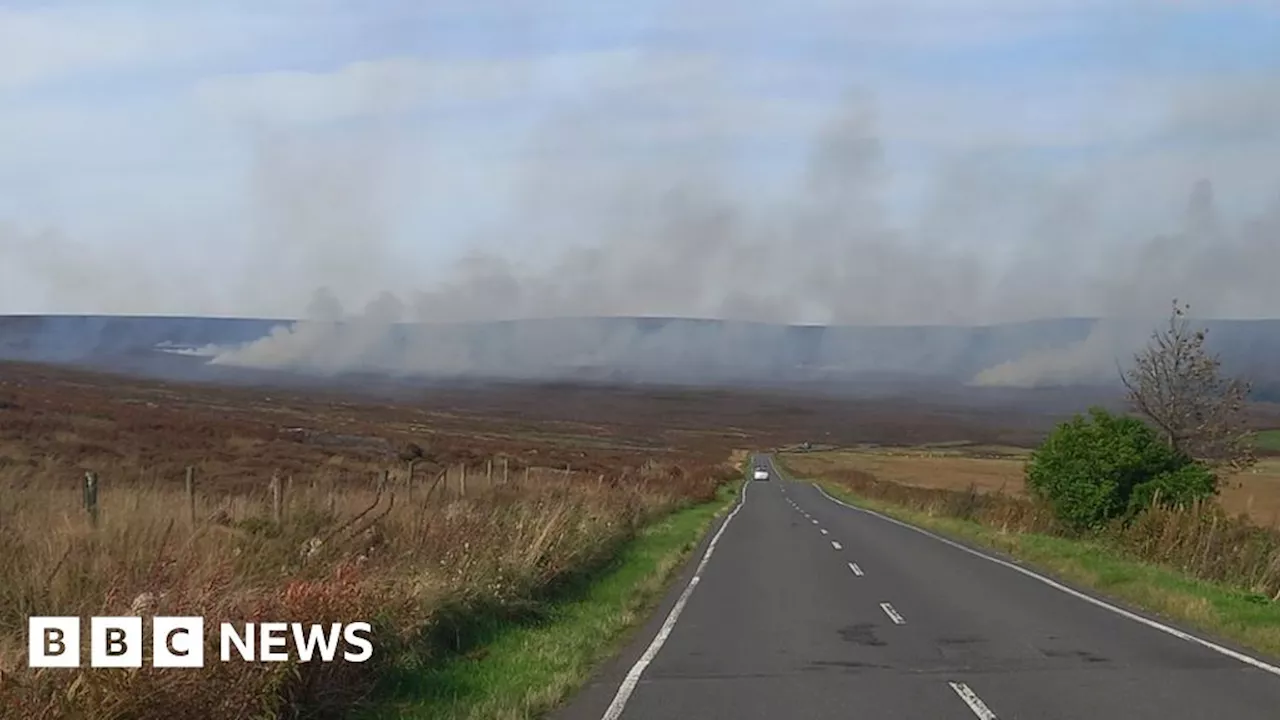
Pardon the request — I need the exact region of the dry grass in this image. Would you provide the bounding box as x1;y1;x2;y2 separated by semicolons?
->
786;448;1280;528
0;455;734;719
781;452;1280;601
0;363;741;719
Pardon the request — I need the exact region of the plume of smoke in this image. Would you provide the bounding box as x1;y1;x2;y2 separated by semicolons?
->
6;48;1280;386
204;80;1280;381
970;179;1280;387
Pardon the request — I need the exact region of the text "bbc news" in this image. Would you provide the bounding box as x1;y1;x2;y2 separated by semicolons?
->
28;617;374;668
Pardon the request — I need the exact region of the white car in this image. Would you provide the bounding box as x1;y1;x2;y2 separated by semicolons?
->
753;468;770;481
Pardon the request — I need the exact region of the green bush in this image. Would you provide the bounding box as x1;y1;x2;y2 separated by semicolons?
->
1127;463;1218;516
1025;407;1217;532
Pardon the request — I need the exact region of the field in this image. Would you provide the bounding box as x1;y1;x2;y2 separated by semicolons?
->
783;435;1280;527
1256;429;1280;453
0;362;749;719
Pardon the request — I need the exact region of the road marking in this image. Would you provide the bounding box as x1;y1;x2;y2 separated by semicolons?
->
599;480;750;720
831;540;842;550
848;562;864;576
949;682;998;719
820;528;829;535
880;602;906;625
813;483;1280;679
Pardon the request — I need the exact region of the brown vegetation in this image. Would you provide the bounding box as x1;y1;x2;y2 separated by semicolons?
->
786;447;1280;528
0;362;741;719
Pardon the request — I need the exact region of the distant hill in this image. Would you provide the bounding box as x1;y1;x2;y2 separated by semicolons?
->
1;314;1278;398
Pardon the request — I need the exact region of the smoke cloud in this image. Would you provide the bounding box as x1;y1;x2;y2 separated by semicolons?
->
4;35;1279;387
201;76;1280;386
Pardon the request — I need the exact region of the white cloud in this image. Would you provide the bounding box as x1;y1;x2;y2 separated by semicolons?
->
0;7;160;90
0;5;293;92
192;57;538;124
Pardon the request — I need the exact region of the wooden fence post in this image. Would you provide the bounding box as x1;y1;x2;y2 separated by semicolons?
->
503;457;509;485
185;466;197;528
487;459;493;484
271;473;283;525
406;459;416;503
459;464;467;498
83;471;99;528
427;469;446;503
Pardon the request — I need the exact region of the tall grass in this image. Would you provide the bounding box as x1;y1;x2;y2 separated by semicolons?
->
0;458;734;720
789;462;1280;601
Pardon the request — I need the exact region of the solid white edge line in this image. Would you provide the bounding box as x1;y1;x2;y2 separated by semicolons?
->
812;483;1280;678
831;540;842;550
848;562;864;576
880;602;906;625
598;479;751;720
949;682;998;719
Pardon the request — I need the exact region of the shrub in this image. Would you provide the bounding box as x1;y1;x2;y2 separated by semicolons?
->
1126;463;1218;516
1025;407;1216;532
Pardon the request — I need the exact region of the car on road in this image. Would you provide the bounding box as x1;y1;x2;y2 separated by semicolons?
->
753;467;770;481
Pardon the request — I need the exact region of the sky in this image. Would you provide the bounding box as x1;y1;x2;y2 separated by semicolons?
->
2;0;1279;323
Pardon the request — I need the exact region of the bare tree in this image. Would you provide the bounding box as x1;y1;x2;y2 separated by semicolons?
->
1120;299;1256;472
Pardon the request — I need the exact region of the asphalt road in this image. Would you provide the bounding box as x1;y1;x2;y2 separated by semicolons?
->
555;454;1280;719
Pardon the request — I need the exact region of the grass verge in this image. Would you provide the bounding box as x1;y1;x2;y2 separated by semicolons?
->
812;479;1280;661
367;480;742;720
1255;429;1280;453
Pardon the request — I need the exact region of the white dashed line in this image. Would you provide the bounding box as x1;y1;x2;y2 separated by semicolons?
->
949;682;998;719
831;540;842;550
820;528;829;535
848;562;864;576
811;518;819;524
599;480;750;720
879;602;906;625
813;483;1280;679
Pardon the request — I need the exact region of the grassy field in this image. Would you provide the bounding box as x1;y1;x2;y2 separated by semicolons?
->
1256;429;1280;453
785;444;1280;528
369;481;741;719
779;452;1280;661
0;364;745;720
0;457;737;720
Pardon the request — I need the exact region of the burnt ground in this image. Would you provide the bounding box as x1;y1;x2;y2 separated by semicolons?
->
3;359;1279;493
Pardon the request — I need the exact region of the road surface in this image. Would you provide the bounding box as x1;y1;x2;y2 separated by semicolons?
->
555;454;1280;719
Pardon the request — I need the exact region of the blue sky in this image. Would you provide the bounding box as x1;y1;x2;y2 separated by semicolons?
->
1;0;1279;321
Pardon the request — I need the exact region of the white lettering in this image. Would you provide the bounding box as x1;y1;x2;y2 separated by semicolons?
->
291;623;342;662
220;623;254;661
343;622;373;662
259;622;289;661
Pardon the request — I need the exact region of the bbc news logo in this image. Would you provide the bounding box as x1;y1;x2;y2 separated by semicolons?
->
28;617;373;668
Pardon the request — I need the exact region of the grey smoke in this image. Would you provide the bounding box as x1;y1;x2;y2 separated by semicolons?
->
4;49;1280;387
205;76;1280;385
